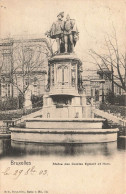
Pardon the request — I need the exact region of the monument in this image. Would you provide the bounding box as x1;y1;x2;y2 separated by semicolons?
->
43;12;88;118
10;12;119;143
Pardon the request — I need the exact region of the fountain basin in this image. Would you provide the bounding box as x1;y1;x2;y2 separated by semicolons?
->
10;118;119;143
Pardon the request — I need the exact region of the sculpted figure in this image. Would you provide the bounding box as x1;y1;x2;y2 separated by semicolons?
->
45;12;79;54
64;14;79;53
45;12;64;54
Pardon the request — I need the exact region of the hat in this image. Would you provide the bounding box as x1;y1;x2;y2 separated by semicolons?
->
57;12;64;18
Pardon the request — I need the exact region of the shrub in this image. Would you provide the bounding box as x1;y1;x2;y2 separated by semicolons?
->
0;97;19;111
105;89;126;106
31;95;43;108
114;95;126;106
105;90;115;104
99;102;126;118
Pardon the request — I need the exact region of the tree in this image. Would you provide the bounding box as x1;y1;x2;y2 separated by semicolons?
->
0;38;52;110
89;29;126;96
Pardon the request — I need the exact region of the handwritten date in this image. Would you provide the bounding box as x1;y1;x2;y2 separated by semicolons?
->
1;166;48;179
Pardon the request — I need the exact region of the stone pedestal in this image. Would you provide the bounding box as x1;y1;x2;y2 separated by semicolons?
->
42;54;94;118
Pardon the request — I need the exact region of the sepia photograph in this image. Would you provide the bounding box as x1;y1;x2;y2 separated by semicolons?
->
0;0;126;193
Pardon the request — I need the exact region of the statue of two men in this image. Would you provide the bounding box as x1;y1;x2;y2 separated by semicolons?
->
45;12;79;54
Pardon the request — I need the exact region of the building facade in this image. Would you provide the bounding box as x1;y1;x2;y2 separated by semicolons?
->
0;37;50;101
82;69;112;105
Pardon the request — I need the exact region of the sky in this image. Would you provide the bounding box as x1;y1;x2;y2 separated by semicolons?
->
0;0;126;70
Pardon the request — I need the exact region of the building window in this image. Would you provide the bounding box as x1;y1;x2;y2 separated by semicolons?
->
33;78;39;96
95;89;99;101
119;87;121;95
8;84;10;97
1;83;11;97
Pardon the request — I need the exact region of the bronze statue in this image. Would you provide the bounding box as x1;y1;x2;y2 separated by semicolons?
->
45;12;64;54
64;14;79;53
45;12;79;54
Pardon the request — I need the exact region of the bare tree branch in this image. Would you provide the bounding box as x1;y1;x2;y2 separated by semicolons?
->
0;38;52;107
89;31;125;92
